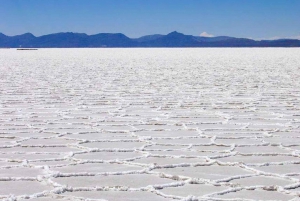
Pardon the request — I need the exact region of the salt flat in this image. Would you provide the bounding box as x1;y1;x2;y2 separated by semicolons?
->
0;48;300;200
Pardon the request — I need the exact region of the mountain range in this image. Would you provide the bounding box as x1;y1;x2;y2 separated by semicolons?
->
1;31;300;48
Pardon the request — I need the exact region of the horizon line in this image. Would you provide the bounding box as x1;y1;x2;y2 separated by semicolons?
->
1;31;300;42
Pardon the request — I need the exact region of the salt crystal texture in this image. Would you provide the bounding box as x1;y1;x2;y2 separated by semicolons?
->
0;48;299;200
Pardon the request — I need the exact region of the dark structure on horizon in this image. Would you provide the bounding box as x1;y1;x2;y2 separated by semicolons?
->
0;31;299;48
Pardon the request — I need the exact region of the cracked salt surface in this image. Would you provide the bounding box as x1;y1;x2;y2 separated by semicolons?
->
0;48;300;200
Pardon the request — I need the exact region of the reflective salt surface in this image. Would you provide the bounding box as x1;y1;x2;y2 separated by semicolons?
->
0;48;300;200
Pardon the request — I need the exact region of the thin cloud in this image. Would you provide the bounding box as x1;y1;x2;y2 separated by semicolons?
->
292;35;300;40
200;32;214;37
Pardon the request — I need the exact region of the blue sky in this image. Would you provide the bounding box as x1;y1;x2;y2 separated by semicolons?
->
0;0;299;39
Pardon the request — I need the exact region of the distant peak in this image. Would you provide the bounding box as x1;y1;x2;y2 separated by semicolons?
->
168;31;181;34
111;33;127;37
167;31;185;36
23;32;35;37
14;32;35;38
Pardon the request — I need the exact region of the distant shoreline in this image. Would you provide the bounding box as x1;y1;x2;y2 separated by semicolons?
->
17;48;38;50
3;47;299;49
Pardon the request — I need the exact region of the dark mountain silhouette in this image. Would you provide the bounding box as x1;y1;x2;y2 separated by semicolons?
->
88;33;137;47
133;34;164;42
0;33;35;47
259;39;300;47
141;31;201;47
33;32;89;47
0;31;299;47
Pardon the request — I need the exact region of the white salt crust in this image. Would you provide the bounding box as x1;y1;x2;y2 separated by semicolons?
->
0;48;299;200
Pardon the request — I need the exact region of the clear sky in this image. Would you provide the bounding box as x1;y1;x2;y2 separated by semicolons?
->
0;0;299;39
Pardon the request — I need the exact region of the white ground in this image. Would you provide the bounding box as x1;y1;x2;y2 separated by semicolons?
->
0;48;300;201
